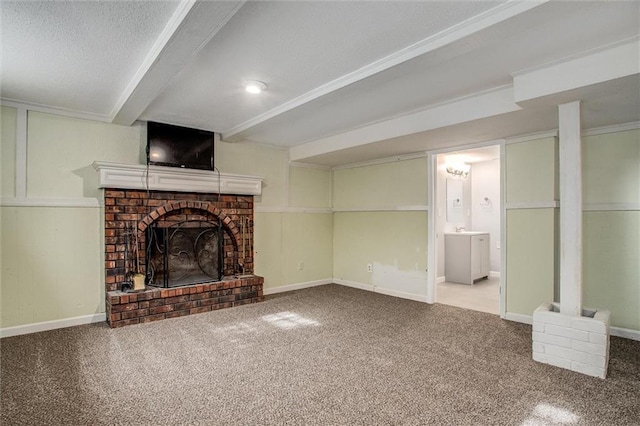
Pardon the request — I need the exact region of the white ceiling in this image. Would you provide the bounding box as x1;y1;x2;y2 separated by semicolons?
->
2;1;639;167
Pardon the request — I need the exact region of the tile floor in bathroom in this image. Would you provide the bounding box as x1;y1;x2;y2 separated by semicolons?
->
437;276;499;315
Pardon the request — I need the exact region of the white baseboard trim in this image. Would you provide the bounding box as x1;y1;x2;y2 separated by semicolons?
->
489;271;501;278
504;312;533;325
502;312;640;341
333;279;427;303
374;286;428;303
263;279;333;295
1;313;106;338
610;326;640;341
333;279;374;292
436;276;446;283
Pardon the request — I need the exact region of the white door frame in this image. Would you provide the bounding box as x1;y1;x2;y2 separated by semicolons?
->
426;139;506;318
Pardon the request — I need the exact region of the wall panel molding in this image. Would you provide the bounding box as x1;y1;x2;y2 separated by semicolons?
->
0;197;101;207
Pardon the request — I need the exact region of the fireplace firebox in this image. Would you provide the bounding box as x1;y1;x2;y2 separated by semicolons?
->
146;221;224;288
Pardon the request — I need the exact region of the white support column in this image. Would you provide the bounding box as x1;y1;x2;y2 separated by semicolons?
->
558;101;582;317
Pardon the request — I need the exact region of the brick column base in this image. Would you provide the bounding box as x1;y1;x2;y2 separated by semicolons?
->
532;302;610;378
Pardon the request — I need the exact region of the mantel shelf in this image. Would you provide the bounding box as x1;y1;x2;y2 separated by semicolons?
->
92;162;263;195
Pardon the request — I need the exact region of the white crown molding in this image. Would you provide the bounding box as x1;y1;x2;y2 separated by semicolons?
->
223;1;547;141
511;35;640;78
93;161;263;195
332;152;427;171
289;162;332;171
0;98;110;122
426;138;506;157
513;37;640;104
0;313;106;338
505;129;558;144
505;201;559;210
0;197;101;208
583;121;640;137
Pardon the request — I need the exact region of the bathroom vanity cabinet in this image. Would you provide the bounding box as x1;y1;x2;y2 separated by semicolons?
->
445;232;490;285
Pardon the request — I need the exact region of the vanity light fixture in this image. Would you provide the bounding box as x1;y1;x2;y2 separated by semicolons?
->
445;162;471;179
244;80;267;94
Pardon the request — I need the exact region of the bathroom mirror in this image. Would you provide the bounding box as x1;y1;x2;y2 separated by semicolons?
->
446;178;464;223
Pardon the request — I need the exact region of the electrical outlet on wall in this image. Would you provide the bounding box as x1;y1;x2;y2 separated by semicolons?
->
367;263;373;273
298;262;304;270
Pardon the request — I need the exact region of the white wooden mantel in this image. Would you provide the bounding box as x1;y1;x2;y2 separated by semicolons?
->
92;162;263;196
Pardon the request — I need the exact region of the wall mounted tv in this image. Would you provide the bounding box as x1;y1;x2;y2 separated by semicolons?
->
147;121;214;171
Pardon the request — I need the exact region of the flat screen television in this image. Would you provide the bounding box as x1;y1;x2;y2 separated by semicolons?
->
147;121;214;170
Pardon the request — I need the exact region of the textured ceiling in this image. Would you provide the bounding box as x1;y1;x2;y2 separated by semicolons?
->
1;1;180;117
1;1;638;167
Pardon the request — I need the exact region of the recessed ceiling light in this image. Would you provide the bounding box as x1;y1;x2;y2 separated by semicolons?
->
244;80;267;94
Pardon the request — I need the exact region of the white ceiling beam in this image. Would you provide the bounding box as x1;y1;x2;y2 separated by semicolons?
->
222;0;548;142
289;86;521;162
111;0;244;126
513;37;640;104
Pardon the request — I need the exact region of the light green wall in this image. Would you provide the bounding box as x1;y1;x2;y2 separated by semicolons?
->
1;207;103;328
504;137;558;316
282;213;333;285
581;129;639;330
583;211;639;330
332;158;429;297
505;137;558;203
333;211;428;295
253;213;284;288
254;212;333;290
1;106;17;197
27;111;143;198
583;129;639;204
216;141;287;207
215;144;334;289
289;165;332;208
333;158;428;209
505;208;556;316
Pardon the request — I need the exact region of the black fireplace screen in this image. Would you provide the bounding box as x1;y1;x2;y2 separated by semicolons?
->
145;221;224;288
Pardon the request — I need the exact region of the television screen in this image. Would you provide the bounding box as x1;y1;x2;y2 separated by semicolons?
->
147;121;214;170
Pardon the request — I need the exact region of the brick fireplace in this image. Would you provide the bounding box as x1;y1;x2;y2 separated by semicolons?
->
94;162;265;328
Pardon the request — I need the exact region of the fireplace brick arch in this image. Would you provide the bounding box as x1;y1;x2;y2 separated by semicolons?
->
137;200;242;250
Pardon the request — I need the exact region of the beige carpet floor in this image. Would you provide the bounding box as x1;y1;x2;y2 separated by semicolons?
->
2;284;639;425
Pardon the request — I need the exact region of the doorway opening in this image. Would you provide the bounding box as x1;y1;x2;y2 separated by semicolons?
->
432;144;502;315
